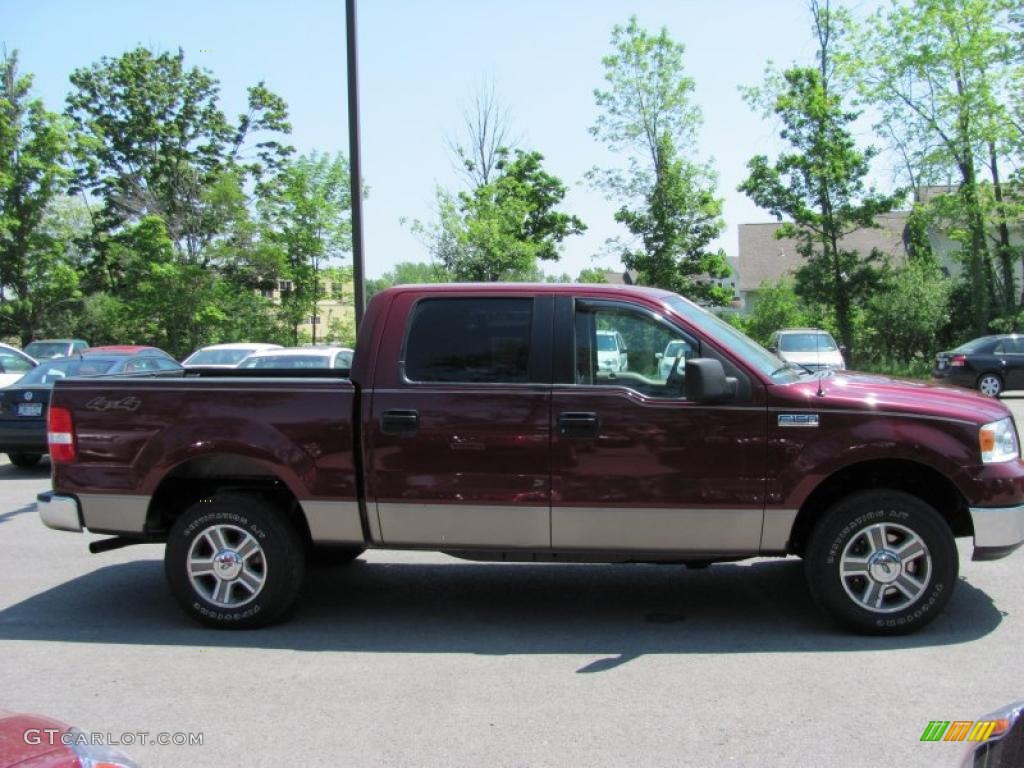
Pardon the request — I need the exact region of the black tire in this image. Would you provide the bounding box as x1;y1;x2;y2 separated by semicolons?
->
805;489;958;635
165;492;306;629
308;545;365;568
977;372;1003;398
8;453;42;468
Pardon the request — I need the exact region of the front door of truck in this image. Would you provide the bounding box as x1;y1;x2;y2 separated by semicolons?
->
549;297;767;555
367;294;552;549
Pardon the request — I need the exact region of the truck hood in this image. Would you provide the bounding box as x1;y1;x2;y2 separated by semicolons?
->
772;371;1011;425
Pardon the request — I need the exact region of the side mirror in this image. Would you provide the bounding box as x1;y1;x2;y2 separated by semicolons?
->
685;358;737;403
655;352;664;360
767;344;777;353
839;345;848;358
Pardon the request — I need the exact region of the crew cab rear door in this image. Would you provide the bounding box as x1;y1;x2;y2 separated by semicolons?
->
549;296;768;555
366;293;553;548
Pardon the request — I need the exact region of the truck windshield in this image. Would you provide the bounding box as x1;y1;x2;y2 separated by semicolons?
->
663;296;801;383
596;334;617;351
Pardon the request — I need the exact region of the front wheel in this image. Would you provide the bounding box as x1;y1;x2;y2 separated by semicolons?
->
805;490;958;635
978;372;1003;397
165;493;306;629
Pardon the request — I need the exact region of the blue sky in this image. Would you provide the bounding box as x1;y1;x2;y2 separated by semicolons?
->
4;0;890;279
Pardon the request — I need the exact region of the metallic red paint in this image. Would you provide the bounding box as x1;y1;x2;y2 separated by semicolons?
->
46;283;1024;548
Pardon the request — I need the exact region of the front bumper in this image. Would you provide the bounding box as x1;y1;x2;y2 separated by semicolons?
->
36;490;82;532
970;502;1024;560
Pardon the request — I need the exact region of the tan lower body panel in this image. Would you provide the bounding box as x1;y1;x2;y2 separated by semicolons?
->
376;502;549;548
760;508;798;554
552;506;764;553
301;500;365;544
80;494;149;533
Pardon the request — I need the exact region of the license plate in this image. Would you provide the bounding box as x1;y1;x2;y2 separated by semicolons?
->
18;403;42;417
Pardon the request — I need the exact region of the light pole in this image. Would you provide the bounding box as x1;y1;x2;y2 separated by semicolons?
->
346;0;366;329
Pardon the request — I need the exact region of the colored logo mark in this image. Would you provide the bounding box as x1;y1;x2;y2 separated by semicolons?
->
920;720;998;742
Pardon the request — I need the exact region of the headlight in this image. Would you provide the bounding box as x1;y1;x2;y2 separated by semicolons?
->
980;418;1019;463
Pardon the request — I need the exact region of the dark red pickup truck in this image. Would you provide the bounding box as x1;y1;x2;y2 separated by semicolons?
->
36;284;1024;634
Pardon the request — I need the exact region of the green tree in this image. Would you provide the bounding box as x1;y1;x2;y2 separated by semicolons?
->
852;0;1018;329
259;151;353;344
739;1;902;361
577;268;609;284
864;260;952;362
420;149;585;282
743;280;811;346
65;46;291;258
590;17;731;303
366;261;449;298
0;50;78;344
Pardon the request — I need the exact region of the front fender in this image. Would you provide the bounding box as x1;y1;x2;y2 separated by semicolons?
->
770;412;978;510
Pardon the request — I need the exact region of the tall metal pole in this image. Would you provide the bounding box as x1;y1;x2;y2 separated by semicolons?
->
346;0;366;329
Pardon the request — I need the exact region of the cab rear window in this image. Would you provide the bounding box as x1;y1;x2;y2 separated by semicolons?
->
404;298;532;383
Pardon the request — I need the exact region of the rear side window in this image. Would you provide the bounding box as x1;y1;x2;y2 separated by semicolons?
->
405;298;533;383
994;338;1024;354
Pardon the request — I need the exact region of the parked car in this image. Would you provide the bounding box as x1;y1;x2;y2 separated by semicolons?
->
36;284;1024;634
960;700;1024;767
596;329;628;371
0;343;36;388
0;352;183;467
656;339;694;380
933;335;1024;398
23;339;89;360
238;346;354;370
182;342;283;368
768;328;846;372
0;708;138;767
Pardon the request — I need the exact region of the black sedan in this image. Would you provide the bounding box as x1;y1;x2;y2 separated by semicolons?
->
933;334;1024;397
0;350;183;467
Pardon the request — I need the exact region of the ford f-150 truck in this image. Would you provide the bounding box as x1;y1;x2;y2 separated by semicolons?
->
35;284;1024;634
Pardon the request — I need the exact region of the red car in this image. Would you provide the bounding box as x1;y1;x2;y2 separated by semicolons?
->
0;709;137;767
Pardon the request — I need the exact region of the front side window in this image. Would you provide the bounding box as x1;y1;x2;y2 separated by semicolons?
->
575;304;695;398
405;298;533;383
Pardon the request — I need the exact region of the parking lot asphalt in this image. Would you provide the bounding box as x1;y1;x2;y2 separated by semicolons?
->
1;397;1023;767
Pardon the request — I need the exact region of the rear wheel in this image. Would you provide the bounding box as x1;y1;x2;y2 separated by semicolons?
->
805;490;957;635
165;493;306;629
8;453;42;468
978;372;1003;397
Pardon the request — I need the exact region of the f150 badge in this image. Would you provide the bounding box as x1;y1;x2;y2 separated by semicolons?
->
86;395;142;413
778;413;819;427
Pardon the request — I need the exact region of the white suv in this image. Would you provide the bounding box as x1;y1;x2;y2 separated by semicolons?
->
596;330;628;372
769;329;846;372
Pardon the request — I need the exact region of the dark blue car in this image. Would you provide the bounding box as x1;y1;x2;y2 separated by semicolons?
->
0;348;183;467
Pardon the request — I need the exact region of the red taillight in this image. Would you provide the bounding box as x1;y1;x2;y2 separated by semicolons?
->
950;354;967;367
47;405;76;463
